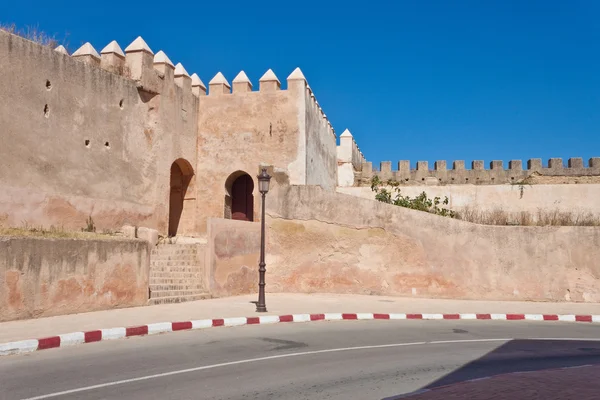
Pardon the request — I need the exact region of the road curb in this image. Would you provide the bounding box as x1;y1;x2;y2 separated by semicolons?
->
2;312;599;356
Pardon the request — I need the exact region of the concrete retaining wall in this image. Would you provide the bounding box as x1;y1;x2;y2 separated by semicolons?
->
0;236;149;321
265;185;600;302
207;218;260;297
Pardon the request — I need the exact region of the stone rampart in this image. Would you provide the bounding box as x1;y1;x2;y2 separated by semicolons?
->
0;31;199;234
0;236;149;321
359;158;600;185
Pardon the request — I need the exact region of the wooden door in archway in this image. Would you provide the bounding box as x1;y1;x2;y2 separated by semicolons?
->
231;174;254;221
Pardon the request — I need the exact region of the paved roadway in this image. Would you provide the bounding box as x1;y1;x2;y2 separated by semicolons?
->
2;320;600;400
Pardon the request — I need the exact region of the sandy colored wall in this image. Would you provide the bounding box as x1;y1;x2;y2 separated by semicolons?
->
206;218;260;297
0;31;198;235
337;184;600;218
0;236;149;321
195;78;306;233
304;89;337;190
265;184;600;302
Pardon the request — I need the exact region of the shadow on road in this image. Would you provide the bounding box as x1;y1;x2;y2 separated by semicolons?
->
383;339;600;399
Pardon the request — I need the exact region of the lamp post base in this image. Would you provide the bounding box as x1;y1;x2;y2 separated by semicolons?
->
256;305;268;313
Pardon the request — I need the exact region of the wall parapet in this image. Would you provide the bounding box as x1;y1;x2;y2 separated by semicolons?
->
358;157;600;185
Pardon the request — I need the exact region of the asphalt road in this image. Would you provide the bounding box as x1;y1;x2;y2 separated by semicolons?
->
2;320;600;400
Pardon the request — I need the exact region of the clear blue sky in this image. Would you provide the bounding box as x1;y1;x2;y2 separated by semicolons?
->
4;0;600;169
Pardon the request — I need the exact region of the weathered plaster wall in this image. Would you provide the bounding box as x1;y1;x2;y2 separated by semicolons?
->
337;184;600;218
265;184;600;302
195;78;305;233
206;218;260;297
0;236;149;321
304;88;337;190
0;32;198;235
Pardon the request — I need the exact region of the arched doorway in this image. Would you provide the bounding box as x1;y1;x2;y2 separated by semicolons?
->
169;159;194;237
224;171;254;221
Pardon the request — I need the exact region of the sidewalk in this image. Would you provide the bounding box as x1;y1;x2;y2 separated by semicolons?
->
2;293;600;344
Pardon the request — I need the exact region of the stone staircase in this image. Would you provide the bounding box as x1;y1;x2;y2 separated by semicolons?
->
149;242;210;305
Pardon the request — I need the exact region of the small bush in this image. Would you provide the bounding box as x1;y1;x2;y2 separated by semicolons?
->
371;176;457;218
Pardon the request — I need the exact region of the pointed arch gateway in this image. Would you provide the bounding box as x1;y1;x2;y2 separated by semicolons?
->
168;158;195;237
224;171;254;221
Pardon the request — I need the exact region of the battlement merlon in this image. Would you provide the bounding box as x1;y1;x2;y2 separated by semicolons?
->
358;157;600;185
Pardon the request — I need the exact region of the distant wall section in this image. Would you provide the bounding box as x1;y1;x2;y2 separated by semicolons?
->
359;158;600;186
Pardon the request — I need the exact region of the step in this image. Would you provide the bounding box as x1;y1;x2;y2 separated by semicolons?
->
150;266;201;273
151;248;197;256
150;260;197;267
149;277;202;285
149;289;208;299
150;272;199;279
149;284;205;291
148;293;211;305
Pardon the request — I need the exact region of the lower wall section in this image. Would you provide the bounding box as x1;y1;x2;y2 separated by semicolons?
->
0;236;149;321
207;218;260;297
266;185;600;302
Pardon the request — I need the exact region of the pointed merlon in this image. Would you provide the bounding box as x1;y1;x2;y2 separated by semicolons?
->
54;45;69;55
287;67;306;81
233;71;252;84
153;50;174;67
259;69;280;83
340;129;353;138
101;40;125;57
72;42;100;59
209;72;230;87
191;73;206;89
124;36;153;54
174;63;189;77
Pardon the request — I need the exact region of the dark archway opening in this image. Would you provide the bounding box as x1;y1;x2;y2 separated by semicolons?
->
168;159;194;237
224;171;254;221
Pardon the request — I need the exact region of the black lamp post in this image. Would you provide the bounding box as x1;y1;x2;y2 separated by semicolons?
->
256;168;271;313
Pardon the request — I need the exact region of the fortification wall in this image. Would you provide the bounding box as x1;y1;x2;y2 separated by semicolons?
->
304;84;337;190
358;158;600;186
337;184;600;218
0;236;149;322
262;183;600;302
195;68;336;233
0;31;199;235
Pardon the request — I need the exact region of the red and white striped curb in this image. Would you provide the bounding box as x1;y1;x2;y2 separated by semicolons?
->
2;312;599;356
383;364;595;399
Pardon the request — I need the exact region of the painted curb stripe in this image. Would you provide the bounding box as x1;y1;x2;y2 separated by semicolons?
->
37;336;60;350
84;330;102;343
2;312;598;357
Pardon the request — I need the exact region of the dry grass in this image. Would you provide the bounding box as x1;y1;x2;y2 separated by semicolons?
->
0;223;123;240
0;22;68;49
456;207;600;226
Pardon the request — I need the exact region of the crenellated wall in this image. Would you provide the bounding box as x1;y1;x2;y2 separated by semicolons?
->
358;157;600;186
304;83;338;190
0;32;199;235
195;67;338;234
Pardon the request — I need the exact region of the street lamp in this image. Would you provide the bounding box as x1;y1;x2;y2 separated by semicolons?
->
256;168;271;312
